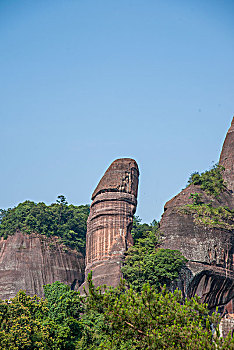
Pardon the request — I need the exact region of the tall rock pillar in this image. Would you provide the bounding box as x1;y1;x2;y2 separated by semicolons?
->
219;117;234;193
84;158;139;287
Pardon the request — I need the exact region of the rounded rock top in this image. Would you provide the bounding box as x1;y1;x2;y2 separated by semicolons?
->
92;158;139;200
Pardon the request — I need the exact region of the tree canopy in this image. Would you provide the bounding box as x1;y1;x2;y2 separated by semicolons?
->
78;275;234;349
122;228;187;291
131;215;159;243
0;278;233;350
0;196;89;253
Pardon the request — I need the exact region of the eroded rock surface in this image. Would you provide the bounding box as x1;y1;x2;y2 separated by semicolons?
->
83;158;139;288
0;231;84;299
220;117;234;194
160;117;234;313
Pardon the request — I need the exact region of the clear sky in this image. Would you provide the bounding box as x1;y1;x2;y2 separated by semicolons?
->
0;0;233;223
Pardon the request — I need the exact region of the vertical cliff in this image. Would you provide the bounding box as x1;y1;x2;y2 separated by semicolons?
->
0;231;84;299
220;117;234;194
83;158;139;288
160;117;234;312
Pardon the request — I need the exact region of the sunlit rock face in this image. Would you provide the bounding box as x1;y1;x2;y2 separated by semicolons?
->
160;117;234;313
220;117;234;194
0;231;84;299
83;158;139;288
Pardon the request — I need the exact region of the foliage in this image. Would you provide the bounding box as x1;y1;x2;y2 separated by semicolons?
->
180;202;234;230
122;230;187;292
0;196;89;253
0;279;233;349
0;282;85;350
77;308;108;349
0;209;6;224
43;281;84;349
0;290;55;349
131;215;159;243
188;164;226;197
189;192;203;205
78;274;234;350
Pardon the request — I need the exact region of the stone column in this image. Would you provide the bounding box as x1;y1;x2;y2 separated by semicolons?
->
83;158;139;288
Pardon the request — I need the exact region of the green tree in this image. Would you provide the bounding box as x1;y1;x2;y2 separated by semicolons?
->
122;230;187;291
131;216;159;243
78;274;234;350
0;209;6;224
0;283;85;350
56;195;68;205
0;291;55;349
0;197;89;253
43;281;84;349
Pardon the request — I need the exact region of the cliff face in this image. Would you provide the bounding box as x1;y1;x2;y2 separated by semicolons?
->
220;117;234;194
160;117;234;312
83;158;139;288
0;231;84;299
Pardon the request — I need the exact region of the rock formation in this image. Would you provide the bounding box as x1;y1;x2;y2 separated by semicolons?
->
160;117;234;314
0;231;84;299
220;117;234;195
83;158;139;288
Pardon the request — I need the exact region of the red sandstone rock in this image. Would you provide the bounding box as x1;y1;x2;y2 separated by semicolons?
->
0;231;84;299
219;316;234;338
82;158;139;289
220;117;234;193
160;117;234;312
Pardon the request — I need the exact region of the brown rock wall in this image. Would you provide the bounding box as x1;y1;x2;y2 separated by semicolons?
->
187;270;234;308
0;231;84;299
219;316;234;338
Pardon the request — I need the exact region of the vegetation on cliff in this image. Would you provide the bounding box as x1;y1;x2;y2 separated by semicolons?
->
179;193;234;230
182;165;234;229
0;277;233;350
0;196;89;253
180;202;234;230
188;164;226;197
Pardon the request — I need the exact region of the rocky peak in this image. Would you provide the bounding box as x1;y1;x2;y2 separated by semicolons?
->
92;158;139;199
219;117;234;193
160;117;234;313
81;158;139;289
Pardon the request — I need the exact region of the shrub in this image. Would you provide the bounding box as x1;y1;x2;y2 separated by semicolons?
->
188;164;226;197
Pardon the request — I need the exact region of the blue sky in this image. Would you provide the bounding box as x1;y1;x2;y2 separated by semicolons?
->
0;0;233;222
